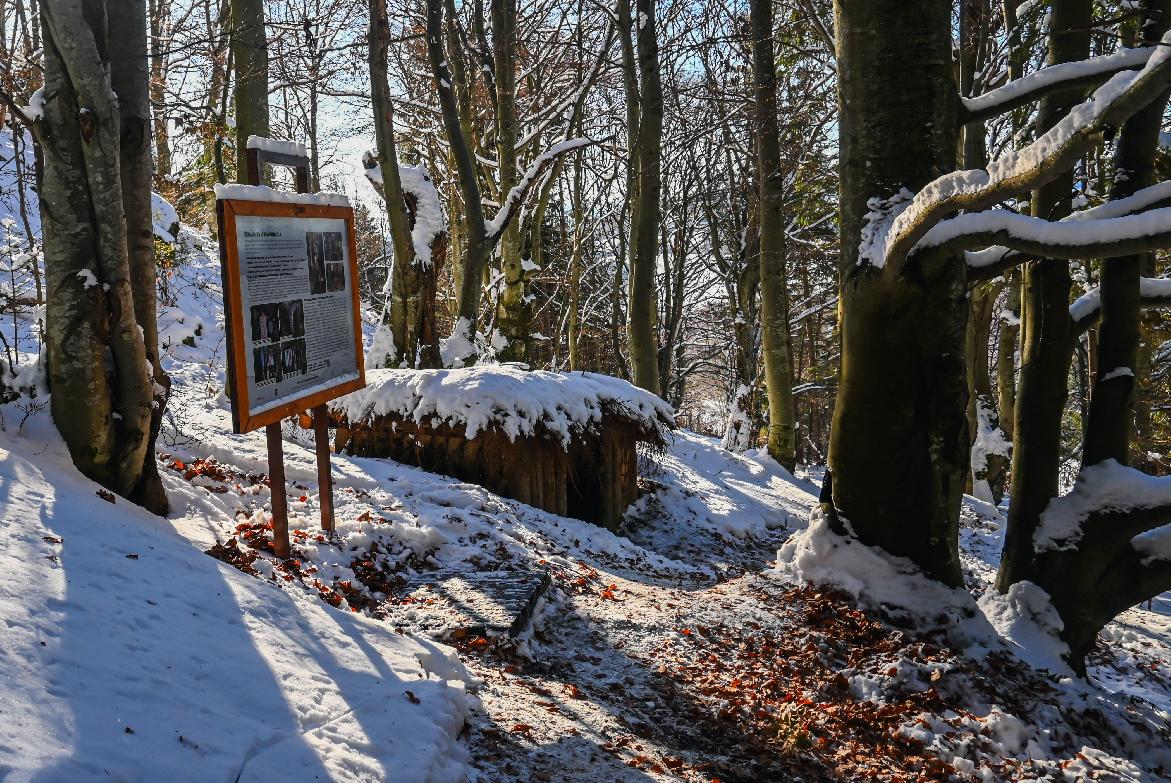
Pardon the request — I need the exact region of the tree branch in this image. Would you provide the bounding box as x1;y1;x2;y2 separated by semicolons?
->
960;45;1155;124
917;206;1171;265
868;29;1171;272
485;137;595;241
1071;277;1171;334
966;180;1171;281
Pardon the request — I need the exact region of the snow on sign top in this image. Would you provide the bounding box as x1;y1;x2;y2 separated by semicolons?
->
213;183;350;208
245;135;309;158
334;365;675;448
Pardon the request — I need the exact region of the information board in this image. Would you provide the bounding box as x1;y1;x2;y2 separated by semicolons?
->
217;198;366;433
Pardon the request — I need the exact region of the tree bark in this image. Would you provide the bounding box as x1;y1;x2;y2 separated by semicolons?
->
110;0;170;513
491;0;530;362
368;0;431;367
968;281;1010;502
146;0;171;188
40;0;161;507
827;0;966;586
996;271;1020;442
626;0;662;394
751;0;797;471
1082;0;1171;467
1022;0;1171;675
997;0;1090;592
230;0;268;181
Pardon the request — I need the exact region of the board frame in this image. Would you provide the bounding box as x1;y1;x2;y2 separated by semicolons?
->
216;198;366;434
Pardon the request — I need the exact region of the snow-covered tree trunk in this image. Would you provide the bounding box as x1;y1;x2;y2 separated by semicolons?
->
967;281;1010;503
750;0;796;472
996;274;1020;443
39;0;162;509
491;0;530;364
423;0;588;365
825;0;967;586
721;384;755;453
1020;0;1171;675
1082;2;1170;468
367;0;446;369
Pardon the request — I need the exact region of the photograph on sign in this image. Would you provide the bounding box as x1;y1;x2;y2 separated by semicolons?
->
217;199;365;432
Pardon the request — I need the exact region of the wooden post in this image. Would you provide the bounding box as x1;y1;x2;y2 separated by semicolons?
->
266;422;291;558
313;404;335;531
244;138;326;555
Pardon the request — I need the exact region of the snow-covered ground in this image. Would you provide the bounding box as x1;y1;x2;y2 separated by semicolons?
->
0;410;470;782
3;198;1171;780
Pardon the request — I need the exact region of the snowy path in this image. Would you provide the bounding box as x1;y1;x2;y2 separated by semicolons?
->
153;397;1171;780
5;237;1168;781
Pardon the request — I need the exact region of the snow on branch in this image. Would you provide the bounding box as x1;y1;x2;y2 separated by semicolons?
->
1036;460;1171;554
862;29;1171;272
917;206;1171;263
961;46;1155;124
1071;277;1171;332
966;180;1171;281
484;137;594;241
364;154;447;267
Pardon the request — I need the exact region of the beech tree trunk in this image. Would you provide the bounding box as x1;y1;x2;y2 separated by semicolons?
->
427;0;490;339
40;0;164;510
368;0;442;368
230;0;268;180
147;0;171;188
751;0;797;471
968;281;1009;503
1024;0;1171;675
491;0;530;363
996;272;1020;443
626;0;662;395
1082;0;1170;468
997;0;1090;592
826;0;966;586
111;0;170;513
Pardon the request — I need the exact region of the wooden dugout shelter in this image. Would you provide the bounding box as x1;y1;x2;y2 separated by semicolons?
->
329;366;673;530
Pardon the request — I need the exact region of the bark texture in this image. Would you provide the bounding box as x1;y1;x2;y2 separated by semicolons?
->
368;0;444;368
1082;0;1171;467
40;0;163;509
230;0;268;181
998;0;1090;592
626;0;662;394
751;0;797;471
827;0;966;586
1014;0;1171;676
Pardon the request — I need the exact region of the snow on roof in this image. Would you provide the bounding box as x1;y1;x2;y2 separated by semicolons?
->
246;135;309;158
213;183;350;208
334;365;674;448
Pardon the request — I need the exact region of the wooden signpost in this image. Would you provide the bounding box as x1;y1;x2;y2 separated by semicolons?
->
215;139;366;557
